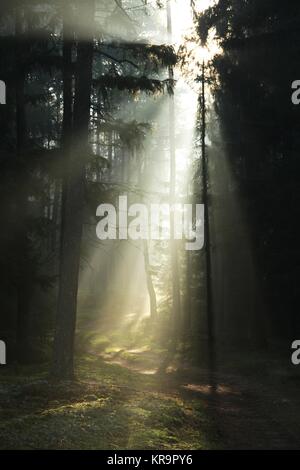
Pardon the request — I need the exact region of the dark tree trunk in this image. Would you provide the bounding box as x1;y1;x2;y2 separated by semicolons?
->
184;250;192;334
200;62;215;371
167;2;181;344
51;179;61;253
59;0;74;254
52;0;95;379
15;4;31;363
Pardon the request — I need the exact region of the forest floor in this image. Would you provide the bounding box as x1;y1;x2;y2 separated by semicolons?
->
0;316;300;449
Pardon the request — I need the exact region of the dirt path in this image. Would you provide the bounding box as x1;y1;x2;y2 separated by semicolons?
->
100;348;300;450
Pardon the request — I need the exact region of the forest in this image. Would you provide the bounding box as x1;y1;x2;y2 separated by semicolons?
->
0;0;300;451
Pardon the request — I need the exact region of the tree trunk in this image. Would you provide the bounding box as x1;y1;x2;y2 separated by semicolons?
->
184;250;192;333
200;62;215;370
15;4;31;363
51;179;61;253
143;240;157;322
59;0;74;255
52;0;95;379
167;1;181;344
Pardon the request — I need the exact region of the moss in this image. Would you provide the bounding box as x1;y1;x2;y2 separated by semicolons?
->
0;355;222;450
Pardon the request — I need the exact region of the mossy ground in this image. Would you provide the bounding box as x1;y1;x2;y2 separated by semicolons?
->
0;354;221;450
2;310;300;450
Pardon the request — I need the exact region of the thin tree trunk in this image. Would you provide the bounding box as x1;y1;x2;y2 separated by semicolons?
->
200;62;215;370
51;179;60;253
138;149;158;324
59;0;74;255
52;0;95;379
108;130;113;178
143;240;157;322
15;4;31;363
184;250;192;333
167;1;181;344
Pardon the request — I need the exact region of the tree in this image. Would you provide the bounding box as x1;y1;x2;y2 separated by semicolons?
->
167;0;181;346
197;0;300;346
53;0;95;379
199;61;215;367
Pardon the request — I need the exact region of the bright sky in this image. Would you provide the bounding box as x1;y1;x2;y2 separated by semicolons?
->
172;0;214;45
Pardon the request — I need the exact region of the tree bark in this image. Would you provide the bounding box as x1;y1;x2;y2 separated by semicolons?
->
15;3;31;363
200;62;215;371
52;0;95;379
167;1;181;344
